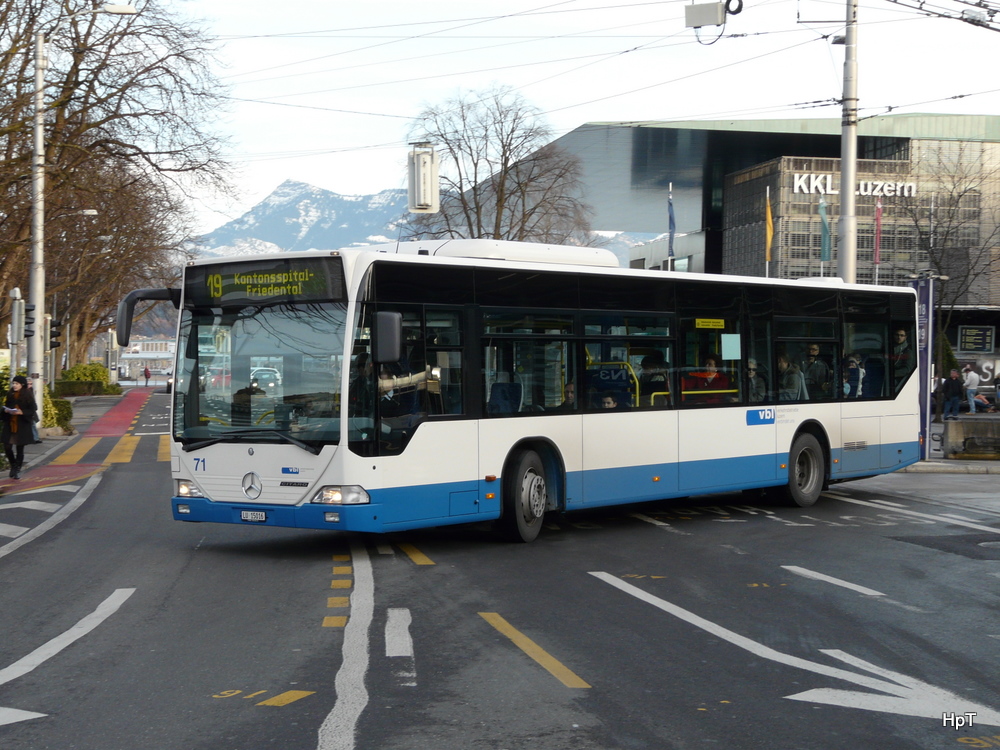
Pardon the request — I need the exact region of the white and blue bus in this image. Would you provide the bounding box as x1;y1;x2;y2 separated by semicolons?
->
117;240;919;542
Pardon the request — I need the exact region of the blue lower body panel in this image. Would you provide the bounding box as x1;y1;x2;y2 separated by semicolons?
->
171;439;920;532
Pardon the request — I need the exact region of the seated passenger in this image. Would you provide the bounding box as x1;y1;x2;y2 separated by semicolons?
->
600;391;628;410
682;353;731;404
639;353;669;406
747;358;766;403
552;381;576;412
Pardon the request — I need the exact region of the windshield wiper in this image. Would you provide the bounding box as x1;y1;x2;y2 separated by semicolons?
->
183;428;322;455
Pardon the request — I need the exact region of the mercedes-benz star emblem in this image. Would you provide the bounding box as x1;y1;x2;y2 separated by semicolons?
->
241;472;263;500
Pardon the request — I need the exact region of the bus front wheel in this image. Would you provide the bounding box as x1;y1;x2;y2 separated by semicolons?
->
500;450;547;543
783;433;824;507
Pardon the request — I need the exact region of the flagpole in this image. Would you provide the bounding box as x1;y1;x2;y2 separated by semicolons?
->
764;186;774;278
874;197;883;284
667;182;675;272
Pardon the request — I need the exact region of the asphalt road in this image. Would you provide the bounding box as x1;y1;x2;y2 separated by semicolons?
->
1;393;998;749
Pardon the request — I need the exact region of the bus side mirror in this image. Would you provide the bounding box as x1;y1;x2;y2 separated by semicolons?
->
374;311;402;363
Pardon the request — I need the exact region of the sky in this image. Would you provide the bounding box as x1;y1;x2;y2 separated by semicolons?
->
177;0;1000;234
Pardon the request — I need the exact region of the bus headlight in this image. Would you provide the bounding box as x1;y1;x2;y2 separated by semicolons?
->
177;479;205;498
310;485;370;505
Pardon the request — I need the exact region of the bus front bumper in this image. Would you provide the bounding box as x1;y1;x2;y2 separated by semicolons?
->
171;497;386;532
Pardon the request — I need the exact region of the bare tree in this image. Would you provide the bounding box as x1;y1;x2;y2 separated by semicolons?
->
45;164;188;367
0;0;229;347
894;141;1000;381
402;87;595;245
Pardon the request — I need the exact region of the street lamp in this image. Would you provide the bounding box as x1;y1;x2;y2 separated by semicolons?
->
28;4;137;414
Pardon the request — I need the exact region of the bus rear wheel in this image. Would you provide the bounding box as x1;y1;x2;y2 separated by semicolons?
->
500;450;547;543
783;433;824;507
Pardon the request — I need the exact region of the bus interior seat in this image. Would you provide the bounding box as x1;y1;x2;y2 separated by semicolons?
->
862;357;885;398
487;382;522;415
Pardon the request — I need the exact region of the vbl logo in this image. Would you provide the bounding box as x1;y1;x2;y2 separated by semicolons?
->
746;408;776;425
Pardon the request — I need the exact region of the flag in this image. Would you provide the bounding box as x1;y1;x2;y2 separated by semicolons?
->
819;196;831;262
765;191;774;263
874;197;883;266
668;191;676;258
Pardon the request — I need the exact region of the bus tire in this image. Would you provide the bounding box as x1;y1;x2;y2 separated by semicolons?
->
783;433;824;507
500;450;547;543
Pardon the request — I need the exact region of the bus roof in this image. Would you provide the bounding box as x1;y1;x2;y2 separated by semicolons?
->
185;240;916;296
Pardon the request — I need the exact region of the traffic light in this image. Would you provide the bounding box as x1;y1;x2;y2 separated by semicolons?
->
49;319;63;349
22;303;36;339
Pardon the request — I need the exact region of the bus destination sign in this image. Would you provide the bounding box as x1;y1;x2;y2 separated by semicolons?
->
185;257;345;307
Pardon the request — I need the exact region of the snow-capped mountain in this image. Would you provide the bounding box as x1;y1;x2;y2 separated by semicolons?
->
194;181;409;257
192;180;657;265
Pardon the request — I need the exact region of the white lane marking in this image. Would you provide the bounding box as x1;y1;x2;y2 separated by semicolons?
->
0;474;102;560
838;497;1000;534
0;588;136;688
590;572;1000;725
781;566;886;597
317;541;373;750
0;500;62;512
386;608;417;688
0;523;28;539
629;513;691;535
385;608;414;658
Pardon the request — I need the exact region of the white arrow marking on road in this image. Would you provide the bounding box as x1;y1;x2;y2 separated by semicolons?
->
10;486;81;496
590;572;1000;725
0;474;101;561
0;707;47;727
0;522;29;539
0;588;136;726
0;500;63;512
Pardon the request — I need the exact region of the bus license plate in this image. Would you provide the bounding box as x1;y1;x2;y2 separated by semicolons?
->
241;510;267;523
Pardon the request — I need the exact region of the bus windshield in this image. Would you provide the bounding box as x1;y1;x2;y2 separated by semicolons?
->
172;301;348;450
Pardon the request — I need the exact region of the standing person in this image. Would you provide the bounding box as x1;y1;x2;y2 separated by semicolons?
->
891;328;914;388
941;369;964;420
2;376;39;480
777;352;808;401
144;366;151;387
963;364;982;414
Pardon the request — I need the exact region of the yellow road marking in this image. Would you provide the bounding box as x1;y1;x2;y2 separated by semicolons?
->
327;597;350;607
322;616;348;628
158;435;171;462
330;579;352;589
50;437;101;465
398;543;435;565
332;554;350;562
479;612;590;688
104;435;140;464
332;566;352;575
256;690;315;706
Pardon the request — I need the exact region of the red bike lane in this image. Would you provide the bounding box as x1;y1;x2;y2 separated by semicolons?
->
0;389;154;497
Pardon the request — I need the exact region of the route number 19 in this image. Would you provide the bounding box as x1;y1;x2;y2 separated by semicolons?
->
206;274;223;299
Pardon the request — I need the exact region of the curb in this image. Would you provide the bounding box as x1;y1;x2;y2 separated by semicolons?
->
901;461;1000;474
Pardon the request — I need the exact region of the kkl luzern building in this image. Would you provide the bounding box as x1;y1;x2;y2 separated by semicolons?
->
551;113;1000;358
